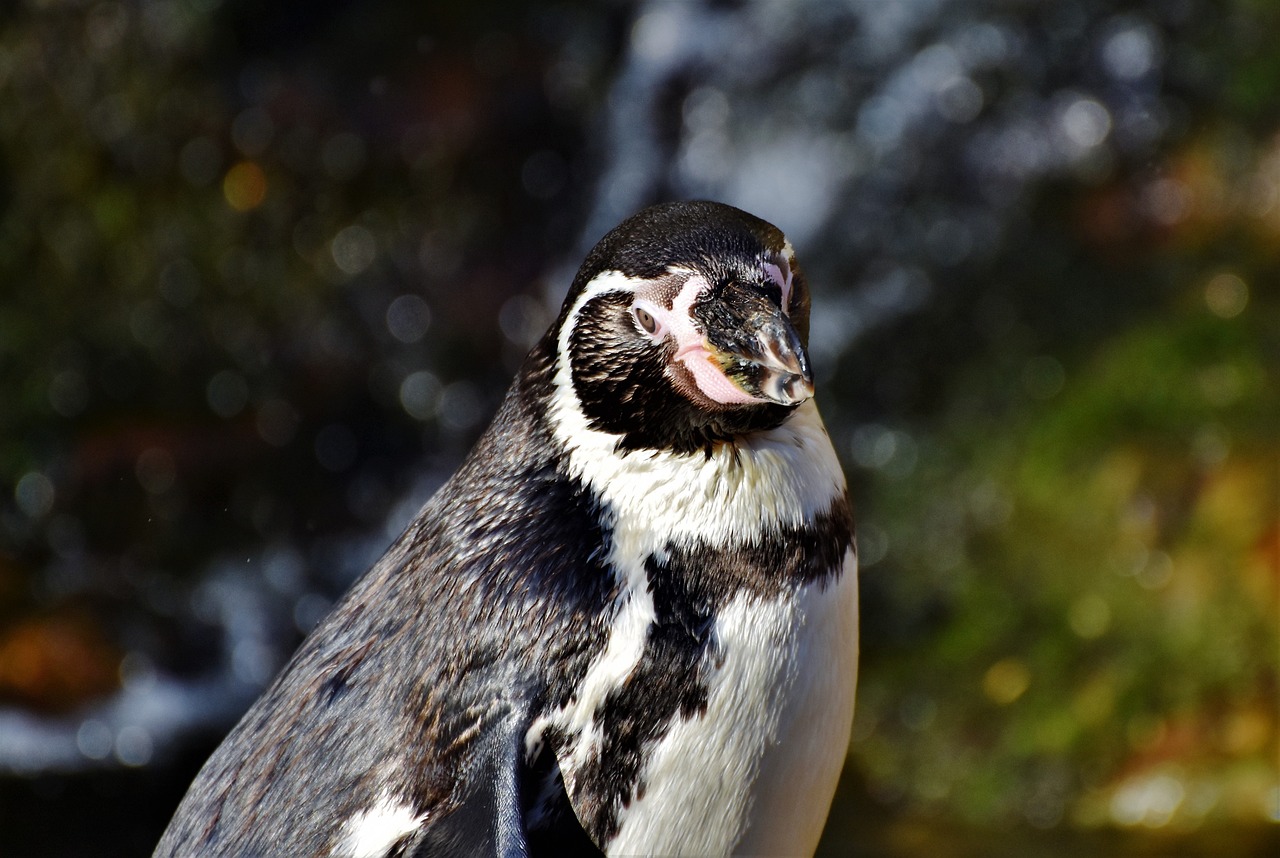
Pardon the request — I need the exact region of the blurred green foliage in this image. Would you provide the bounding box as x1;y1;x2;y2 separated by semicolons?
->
851;138;1279;827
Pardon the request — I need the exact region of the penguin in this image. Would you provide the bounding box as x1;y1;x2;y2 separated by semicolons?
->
155;200;858;858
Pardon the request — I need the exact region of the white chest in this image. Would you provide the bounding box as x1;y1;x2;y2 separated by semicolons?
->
606;552;858;857
734;554;859;855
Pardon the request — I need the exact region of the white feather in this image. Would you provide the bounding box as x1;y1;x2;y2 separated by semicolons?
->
606;554;857;856
525;549;654;777
335;793;424;858
736;551;859;856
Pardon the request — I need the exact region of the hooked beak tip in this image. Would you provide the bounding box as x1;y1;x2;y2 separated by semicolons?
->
750;317;813;405
761;370;814;406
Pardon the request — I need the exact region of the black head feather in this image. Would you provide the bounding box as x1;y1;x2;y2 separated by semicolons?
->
553;201;811;455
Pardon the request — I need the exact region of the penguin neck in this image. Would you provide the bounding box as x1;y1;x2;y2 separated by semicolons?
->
469;332;846;553
542;340;846;552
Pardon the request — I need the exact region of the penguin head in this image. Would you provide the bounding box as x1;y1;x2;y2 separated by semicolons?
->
550;201;814;455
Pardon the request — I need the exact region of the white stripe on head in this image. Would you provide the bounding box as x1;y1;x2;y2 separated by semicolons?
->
766;240;797;310
763;268;791;313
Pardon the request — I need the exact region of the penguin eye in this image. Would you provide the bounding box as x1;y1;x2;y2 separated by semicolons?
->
633;305;659;336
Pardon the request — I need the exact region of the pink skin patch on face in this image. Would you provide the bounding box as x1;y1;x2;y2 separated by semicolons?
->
634;272;758;407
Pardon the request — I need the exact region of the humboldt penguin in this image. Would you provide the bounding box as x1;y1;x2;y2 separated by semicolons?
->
155;200;858;857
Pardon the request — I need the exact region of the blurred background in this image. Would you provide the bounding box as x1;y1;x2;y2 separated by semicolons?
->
0;0;1276;855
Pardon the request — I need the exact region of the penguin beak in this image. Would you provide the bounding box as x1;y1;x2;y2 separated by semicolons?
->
694;281;814;406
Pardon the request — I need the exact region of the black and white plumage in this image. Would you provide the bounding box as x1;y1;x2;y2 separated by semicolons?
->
155;200;858;857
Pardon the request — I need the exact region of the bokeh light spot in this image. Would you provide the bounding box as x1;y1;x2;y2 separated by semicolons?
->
1136;550;1174;590
135;448;177;495
1102;19;1161;81
385;294;432;344
293;593;332;634
400;370;442;421
1204;272;1248;319
1142;177;1191;225
856;521;890;566
1110;772;1185;828
499;294;551;349
75;719;113;761
1068;593;1111;639
1059;96;1112;152
48;370;89;417
114;725;153;767
1221;706;1270;757
438;382;483;431
222;160;267;211
1023;355;1066;400
14;472;56;518
899;693;938;732
206;370;249;418
331;224;377;275
983;657;1031;705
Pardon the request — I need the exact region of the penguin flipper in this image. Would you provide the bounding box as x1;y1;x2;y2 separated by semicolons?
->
491;710;531;858
410;710;530;858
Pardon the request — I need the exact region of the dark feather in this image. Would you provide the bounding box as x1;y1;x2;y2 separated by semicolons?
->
156;341;615;856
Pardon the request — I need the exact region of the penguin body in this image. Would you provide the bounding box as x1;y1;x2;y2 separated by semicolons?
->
156;201;857;857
